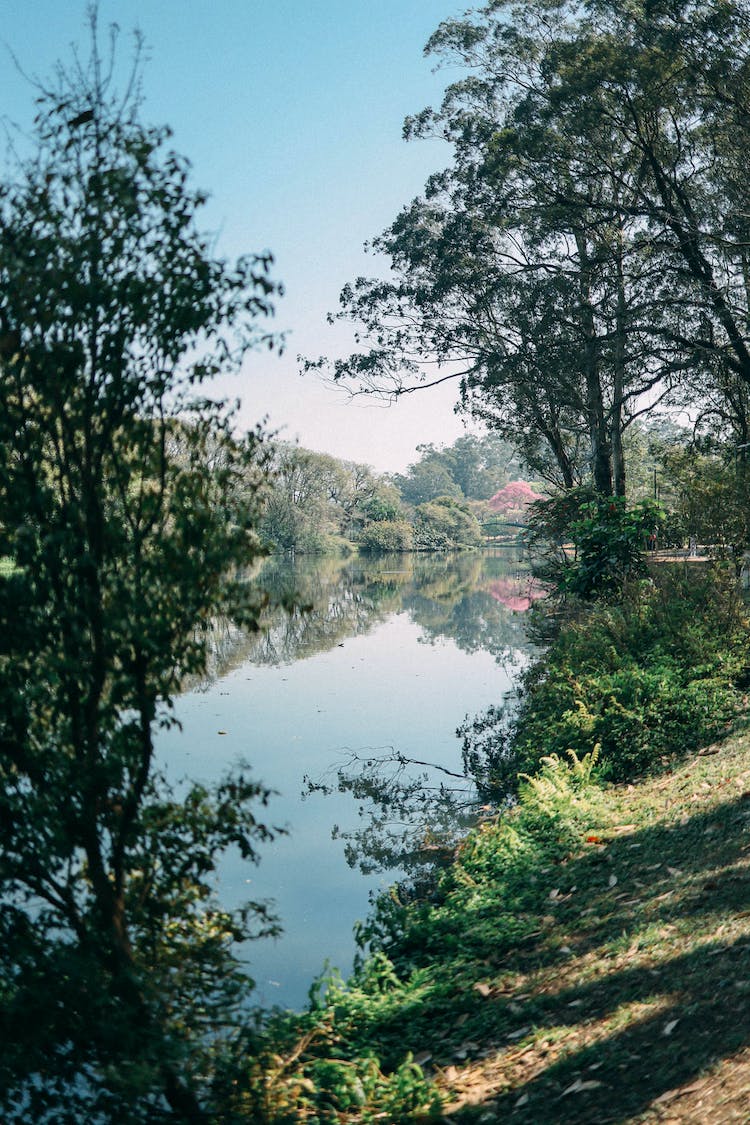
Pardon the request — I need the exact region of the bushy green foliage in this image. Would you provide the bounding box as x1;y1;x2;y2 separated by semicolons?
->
223;990;442;1123
505;566;750;785
658;445;750;570
413;496;483;551
390;434;521;505
358;519;414;554
528;489;663;599
313;748;604;1069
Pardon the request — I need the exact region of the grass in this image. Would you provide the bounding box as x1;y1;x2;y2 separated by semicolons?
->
249;567;750;1122
421;729;750;1123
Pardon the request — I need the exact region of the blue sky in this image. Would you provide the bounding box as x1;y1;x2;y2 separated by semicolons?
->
0;1;475;472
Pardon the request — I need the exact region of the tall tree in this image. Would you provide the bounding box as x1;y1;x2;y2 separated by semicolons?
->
0;24;280;1123
311;0;750;495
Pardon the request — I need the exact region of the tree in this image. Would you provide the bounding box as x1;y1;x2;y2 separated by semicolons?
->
260;443;349;553
310;0;750;498
391;433;521;506
0;24;281;1123
391;456;463;506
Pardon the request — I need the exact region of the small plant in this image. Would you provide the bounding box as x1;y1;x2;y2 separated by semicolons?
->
527;489;664;600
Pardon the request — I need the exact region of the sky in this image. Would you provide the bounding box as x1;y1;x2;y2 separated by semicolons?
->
0;1;478;473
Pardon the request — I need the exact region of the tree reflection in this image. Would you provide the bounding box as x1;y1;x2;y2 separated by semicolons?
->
199;551;536;880
201;549;539;683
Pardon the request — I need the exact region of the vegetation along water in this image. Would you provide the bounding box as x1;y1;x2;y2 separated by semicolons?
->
8;1;750;1121
157;550;537;1011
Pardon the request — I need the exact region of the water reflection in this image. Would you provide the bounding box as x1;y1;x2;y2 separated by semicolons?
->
161;548;538;1008
204;548;539;679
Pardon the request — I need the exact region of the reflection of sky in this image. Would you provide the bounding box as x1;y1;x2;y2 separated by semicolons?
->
158;612;522;1010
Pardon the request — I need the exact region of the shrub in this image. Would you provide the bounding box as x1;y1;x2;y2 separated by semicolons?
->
357;519;414;553
527;489;664;600
412;496;483;551
510;566;749;785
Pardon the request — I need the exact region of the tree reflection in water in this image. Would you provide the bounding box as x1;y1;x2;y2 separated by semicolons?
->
202;548;539;679
196;549;540;885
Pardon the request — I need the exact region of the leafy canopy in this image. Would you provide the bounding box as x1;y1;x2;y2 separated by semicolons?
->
0;20;282;1123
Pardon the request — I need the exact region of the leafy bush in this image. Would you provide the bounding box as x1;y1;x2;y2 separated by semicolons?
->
412;496;483;551
527;488;663;599
228;996;442;1123
467;565;750;794
358;519;414;553
352;749;604;988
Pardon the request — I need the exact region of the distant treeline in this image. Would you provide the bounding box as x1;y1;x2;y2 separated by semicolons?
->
258;432;532;553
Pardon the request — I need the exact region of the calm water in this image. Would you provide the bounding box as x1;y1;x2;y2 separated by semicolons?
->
157;549;537;1009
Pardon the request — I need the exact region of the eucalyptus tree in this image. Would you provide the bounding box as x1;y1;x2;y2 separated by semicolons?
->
0;27;282;1124
312;0;750;496
531;0;750;393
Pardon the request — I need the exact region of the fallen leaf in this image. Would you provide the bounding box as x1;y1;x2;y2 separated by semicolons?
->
514;1094;529;1108
608;873;618;887
586;834;603;844
663;1019;679;1036
414;1050;432;1066
473;982;492;997
561;1078;605;1096
507;1026;531;1041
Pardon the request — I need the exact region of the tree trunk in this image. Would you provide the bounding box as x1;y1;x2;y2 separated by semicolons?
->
575;231;613;495
611;226;628;497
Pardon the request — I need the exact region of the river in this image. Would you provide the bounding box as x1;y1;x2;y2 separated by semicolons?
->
156;549;538;1010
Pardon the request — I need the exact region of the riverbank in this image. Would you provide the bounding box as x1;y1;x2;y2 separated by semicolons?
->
237;563;750;1123
246;732;750;1124
429;726;750;1122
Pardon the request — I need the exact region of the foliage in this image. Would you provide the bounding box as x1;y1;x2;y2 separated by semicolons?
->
463;566;750;800
412;496;483;551
360;484;405;524
358;519;414;554
657;445;750;569
349;748;604;1012
391;459;463;507
261;444;352;553
226;1005;442;1124
260;443;409;555
391;433;522;505
527;489;663;600
0;24;281;1122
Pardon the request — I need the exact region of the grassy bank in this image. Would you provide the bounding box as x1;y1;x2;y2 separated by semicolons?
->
240;565;750;1123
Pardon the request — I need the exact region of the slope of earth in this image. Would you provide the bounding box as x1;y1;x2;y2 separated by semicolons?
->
434;730;750;1124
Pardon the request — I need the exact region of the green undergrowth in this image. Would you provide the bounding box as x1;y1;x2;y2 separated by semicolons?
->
473;564;750;797
241;564;750;1123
